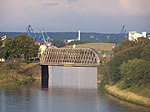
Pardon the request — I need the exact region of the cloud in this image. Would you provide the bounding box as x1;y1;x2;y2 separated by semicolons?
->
45;2;59;6
0;0;149;32
118;0;150;16
68;0;78;2
68;0;78;4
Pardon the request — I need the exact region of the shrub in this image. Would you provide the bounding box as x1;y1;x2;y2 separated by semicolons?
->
107;45;143;84
134;37;150;46
142;43;150;61
119;59;150;89
119;45;143;59
113;39;135;53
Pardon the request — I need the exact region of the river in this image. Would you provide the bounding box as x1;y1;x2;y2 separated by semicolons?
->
0;81;150;112
0;66;150;112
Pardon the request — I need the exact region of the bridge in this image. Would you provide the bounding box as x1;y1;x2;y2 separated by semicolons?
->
40;48;101;89
40;48;101;66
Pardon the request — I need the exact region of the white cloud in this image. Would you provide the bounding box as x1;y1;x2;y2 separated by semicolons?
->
0;0;149;32
119;0;150;16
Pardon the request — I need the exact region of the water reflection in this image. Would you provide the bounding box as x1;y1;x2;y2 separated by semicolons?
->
0;82;150;112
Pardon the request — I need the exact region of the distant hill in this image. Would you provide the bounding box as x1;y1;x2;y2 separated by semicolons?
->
0;32;127;43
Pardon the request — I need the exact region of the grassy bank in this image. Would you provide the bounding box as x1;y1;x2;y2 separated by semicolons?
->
97;39;150;107
98;64;150;108
0;62;39;86
103;84;150;107
65;42;114;51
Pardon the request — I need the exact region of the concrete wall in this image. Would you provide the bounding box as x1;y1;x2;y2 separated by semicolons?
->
48;66;97;89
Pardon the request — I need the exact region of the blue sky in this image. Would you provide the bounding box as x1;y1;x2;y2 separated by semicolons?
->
0;0;150;33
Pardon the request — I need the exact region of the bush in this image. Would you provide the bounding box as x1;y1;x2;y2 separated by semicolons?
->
119;59;150;89
134;37;150;46
113;40;135;53
107;45;143;84
142;43;150;61
119;46;143;59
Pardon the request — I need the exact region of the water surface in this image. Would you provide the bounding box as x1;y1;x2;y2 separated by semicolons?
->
0;82;150;112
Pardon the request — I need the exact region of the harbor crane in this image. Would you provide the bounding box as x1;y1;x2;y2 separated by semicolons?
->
116;25;126;44
26;25;53;45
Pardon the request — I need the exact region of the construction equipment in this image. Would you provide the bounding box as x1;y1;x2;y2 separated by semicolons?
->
26;25;53;45
116;25;126;44
26;25;39;42
120;25;126;34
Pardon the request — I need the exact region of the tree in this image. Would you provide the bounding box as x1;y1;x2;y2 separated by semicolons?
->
0;34;39;62
119;59;150;89
52;40;66;48
107;53;129;83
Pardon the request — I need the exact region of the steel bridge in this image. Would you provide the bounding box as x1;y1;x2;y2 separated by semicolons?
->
40;48;100;66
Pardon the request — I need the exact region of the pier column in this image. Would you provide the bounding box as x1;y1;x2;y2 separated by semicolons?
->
41;65;49;88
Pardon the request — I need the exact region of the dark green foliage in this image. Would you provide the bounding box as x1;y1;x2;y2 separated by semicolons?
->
113;39;135;53
107;45;143;84
97;64;109;84
107;53;128;83
113;37;150;54
0;41;2;47
119;59;150;89
52;40;66;48
106;38;150;85
119;46;143;59
142;43;150;61
0;35;39;62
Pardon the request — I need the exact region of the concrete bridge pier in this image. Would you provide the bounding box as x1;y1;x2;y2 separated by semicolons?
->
40;48;101;89
41;65;49;88
41;65;97;89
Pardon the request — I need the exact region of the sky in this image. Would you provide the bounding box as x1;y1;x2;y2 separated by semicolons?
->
0;0;150;33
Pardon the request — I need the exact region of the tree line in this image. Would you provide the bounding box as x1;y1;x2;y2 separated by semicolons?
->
103;37;150;89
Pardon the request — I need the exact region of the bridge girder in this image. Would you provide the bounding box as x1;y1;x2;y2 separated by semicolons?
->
40;48;100;66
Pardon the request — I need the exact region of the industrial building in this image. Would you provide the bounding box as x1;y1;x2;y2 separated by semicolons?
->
128;31;147;41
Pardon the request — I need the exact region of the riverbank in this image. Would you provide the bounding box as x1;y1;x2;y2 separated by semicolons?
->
0;62;40;86
103;84;150;108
